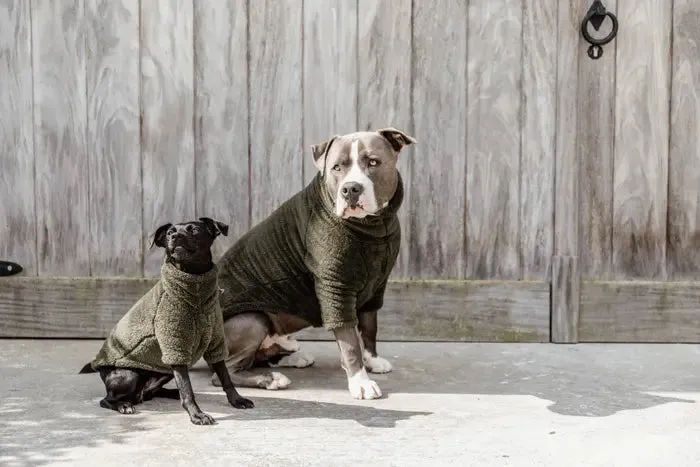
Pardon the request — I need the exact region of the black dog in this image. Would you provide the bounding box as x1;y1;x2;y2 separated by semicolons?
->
79;217;254;425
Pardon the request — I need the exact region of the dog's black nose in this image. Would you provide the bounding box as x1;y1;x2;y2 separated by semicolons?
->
340;182;363;202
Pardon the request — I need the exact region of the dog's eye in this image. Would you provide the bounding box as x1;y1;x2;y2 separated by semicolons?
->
332;164;341;171
368;159;380;167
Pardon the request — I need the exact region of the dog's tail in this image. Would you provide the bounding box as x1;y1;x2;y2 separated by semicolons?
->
78;362;96;374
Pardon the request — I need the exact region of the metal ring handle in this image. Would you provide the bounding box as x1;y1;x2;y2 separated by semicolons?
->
581;11;618;46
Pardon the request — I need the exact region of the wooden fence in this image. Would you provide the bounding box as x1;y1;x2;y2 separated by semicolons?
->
1;0;699;343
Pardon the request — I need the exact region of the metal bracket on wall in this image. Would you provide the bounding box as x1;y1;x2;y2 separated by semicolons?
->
0;261;23;276
580;0;618;60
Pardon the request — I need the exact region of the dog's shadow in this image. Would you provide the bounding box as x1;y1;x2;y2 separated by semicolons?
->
141;392;431;428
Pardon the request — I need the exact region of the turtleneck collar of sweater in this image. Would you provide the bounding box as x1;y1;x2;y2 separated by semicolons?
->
160;261;219;308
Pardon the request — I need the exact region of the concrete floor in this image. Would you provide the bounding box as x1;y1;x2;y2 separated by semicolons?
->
1;340;700;467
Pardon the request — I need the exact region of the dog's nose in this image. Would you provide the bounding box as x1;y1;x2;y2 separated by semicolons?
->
340;182;363;202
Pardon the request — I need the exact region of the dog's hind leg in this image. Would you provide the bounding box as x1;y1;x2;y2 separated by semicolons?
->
98;367;146;414
213;312;291;390
142;373;178;401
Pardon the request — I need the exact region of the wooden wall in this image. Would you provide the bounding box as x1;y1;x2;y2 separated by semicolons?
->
1;0;699;343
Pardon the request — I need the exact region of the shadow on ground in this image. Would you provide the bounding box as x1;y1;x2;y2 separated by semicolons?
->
216;341;700;418
2;340;700;465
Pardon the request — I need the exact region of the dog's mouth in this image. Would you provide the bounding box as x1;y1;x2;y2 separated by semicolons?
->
169;244;195;256
342;204;370;218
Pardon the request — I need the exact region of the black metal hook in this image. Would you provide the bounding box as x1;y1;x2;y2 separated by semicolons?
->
580;0;618;59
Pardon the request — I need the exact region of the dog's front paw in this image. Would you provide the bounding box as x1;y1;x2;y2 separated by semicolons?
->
270;350;315;368
263;371;291;390
229;395;255;409
117;402;135;414
348;368;382;400
363;350;393;374
190;411;217;426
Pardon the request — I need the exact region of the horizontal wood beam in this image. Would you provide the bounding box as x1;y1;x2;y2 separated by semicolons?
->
579;281;700;342
0;277;550;342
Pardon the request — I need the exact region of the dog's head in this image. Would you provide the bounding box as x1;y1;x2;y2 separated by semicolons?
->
151;217;229;274
311;128;415;219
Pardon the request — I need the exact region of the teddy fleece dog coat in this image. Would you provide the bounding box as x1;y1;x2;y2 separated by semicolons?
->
217;172;403;330
88;262;228;374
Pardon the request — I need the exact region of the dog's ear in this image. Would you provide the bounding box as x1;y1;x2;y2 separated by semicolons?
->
199;217;229;237
150;223;172;249
376;128;416;152
311;135;339;172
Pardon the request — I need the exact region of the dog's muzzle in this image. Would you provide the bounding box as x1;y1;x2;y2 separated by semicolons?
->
340;181;364;207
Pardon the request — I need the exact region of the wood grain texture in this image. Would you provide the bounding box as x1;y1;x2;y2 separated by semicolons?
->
0;278;549;341
31;0;90;276
551;255;580;343
0;1;35;275
668;0;700;279
579;281;700;343
194;0;249;259
140;0;195;275
86;0;141;276
0;276;154;338
612;0;671;279
520;0;556;280
411;0;467;279
465;0;522;280
249;0;303;225
302;0;357;185
357;0;412;279
553;0;582;258
578;0;617;281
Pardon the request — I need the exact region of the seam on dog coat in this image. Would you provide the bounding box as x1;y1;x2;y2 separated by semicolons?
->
89;262;228;374
218;172;403;330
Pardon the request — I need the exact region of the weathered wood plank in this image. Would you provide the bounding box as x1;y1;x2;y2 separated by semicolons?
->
249;0;303;225
86;0;141;276
580;282;700;343
31;0;90;276
551;1;584;340
668;0;700;279
411;0;467;279
465;0;522;280
553;0;582;260
577;2;616;281
520;0;556;280
612;0;671;279
141;0;195;275
302;0;357;185
357;0;413;279
0;278;550;342
0;1;35;275
551;255;580;343
194;0;249;259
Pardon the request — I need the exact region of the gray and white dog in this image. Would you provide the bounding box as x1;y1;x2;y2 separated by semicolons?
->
213;128;415;400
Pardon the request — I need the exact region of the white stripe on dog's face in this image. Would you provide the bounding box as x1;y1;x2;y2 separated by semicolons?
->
335;140;378;218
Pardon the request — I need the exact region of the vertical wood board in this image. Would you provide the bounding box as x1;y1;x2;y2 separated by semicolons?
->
140;0;195;275
357;0;413;279
465;0;523;280
410;0;467;279
31;0;90;276
520;0;556;281
248;0;303;226
668;0;700;279
302;0;358;185
0;1;36;275
194;0;250;258
612;0;671;279
86;0;141;276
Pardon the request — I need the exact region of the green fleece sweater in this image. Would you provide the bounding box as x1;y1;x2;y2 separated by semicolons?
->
89;262;228;374
218;172;403;330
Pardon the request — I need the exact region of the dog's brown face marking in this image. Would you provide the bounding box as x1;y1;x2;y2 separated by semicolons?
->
311;128;415;219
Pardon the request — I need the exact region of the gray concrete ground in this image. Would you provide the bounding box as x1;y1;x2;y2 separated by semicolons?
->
1;340;700;467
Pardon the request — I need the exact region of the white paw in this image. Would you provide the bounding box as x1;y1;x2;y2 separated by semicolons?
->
265;371;291;390
211;372;222;387
363;350;393;374
270;350;315;368
347;368;382;400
